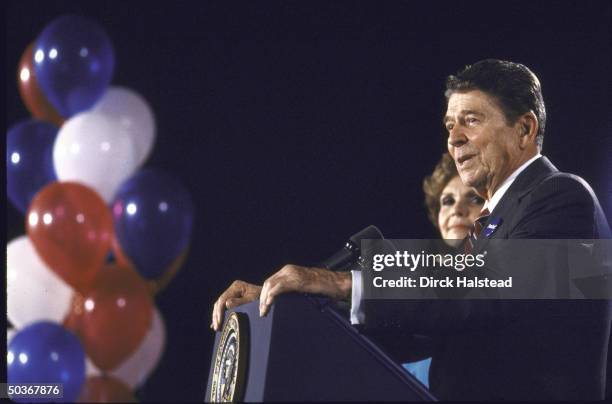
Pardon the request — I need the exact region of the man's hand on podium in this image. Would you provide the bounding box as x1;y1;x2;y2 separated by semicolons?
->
258;265;352;317
211;280;262;331
211;265;352;331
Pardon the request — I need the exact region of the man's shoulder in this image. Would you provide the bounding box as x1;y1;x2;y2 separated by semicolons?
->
527;171;598;204
509;169;610;239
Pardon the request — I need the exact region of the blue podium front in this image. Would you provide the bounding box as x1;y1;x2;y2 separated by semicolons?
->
205;294;435;401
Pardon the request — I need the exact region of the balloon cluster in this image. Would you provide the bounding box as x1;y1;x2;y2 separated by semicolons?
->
7;15;194;402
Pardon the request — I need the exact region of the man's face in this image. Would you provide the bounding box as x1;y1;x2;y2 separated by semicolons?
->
444;90;523;198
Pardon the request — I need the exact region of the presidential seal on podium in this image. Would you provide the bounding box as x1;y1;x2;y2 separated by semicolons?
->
210;312;249;402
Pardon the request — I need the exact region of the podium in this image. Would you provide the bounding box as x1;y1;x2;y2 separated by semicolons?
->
205;294;436;401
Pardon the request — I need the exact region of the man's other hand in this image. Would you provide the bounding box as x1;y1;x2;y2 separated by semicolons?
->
258;265;351;317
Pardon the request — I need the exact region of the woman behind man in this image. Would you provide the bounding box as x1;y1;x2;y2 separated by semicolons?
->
424;153;485;242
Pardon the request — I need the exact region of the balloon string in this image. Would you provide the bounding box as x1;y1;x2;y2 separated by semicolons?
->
148;244;190;295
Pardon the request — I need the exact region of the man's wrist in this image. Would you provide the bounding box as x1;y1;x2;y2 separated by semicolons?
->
333;271;352;301
307;267;352;300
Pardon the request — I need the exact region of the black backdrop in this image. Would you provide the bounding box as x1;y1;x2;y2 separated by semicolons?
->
5;1;612;401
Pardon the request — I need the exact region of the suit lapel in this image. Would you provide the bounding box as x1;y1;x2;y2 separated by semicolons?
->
473;156;558;251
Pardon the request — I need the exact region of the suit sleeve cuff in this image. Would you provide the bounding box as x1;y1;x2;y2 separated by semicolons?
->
350;270;365;324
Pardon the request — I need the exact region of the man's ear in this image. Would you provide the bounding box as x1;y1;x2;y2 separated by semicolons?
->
518;111;538;149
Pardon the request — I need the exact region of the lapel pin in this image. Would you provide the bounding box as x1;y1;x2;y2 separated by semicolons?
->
483;217;503;238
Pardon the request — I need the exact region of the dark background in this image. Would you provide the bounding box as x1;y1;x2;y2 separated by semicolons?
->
5;1;612;401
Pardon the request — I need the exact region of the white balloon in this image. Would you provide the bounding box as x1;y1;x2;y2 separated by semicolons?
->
92;86;156;167
7;236;74;328
8;328;17;345
85;308;166;388
53;111;139;202
85;356;99;377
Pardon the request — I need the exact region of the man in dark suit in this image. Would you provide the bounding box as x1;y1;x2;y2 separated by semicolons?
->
211;59;611;400
359;157;611;399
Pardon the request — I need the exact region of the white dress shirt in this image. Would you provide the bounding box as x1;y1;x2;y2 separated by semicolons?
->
350;153;542;324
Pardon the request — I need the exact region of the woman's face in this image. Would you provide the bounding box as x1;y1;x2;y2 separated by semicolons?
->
438;176;485;240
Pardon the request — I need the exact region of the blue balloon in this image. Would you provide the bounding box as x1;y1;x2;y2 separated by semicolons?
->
7;120;58;214
34;15;114;117
112;169;194;279
8;322;86;403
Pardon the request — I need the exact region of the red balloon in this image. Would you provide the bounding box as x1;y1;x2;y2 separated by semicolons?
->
78;375;136;402
64;263;154;371
17;42;64;127
26;182;113;292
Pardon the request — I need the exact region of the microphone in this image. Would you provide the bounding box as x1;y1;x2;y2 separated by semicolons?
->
318;225;384;271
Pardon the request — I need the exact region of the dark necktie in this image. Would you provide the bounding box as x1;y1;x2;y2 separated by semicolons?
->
465;207;490;254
